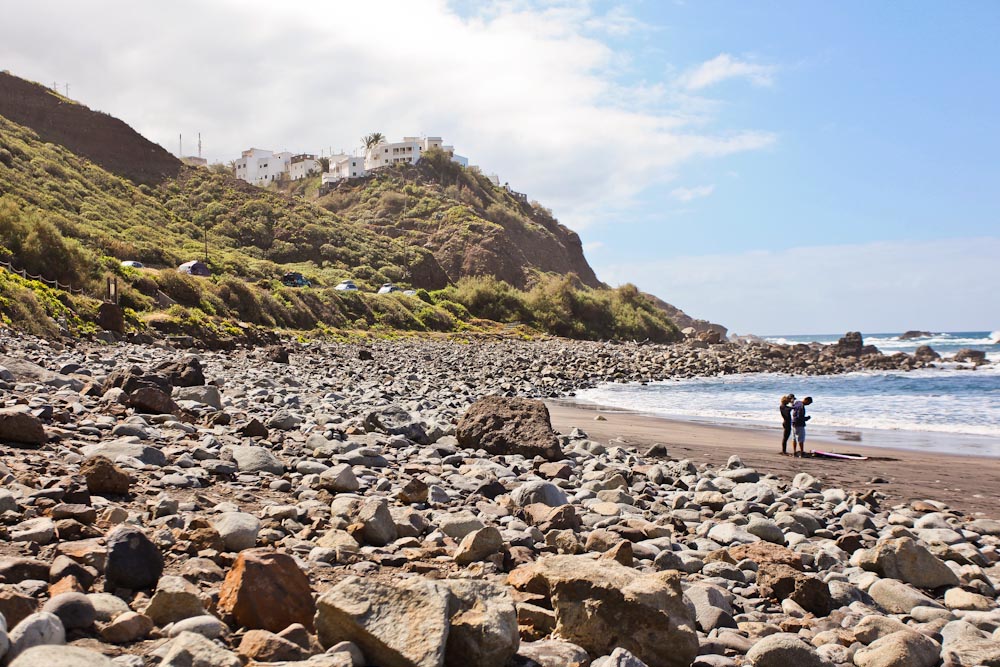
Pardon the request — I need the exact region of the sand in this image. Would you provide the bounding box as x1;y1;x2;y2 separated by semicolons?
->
547;400;1000;518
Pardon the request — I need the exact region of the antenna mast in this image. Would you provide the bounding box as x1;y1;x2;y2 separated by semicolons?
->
179;134;183;157
198;133;202;158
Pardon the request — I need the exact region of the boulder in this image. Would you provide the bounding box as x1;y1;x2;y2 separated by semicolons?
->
456;396;563;461
80;438;166;467
745;633;834;666
127;386;178;414
516;640;591;667
0;408;46;445
853;630;940;667
364;405;429;444
318;464;360;493
868;579;942;614
218;548;315;632
229;445;284;474
356;498;398;547
511;481;568;508
859;537;959;588
79;456;131;495
104;526;163;591
211;512;260;552
155;357;206;387
756;563;833;616
156;631;242;667
954;348;987;364
237;629;306;662
6;612;66;664
8;645;113;667
439;579;519;667
315;575;450;667
100;610;153;643
454;526;503;565
143;575;204;625
40;593;95;630
508;555;697;667
173;385;222;409
913;345;940;361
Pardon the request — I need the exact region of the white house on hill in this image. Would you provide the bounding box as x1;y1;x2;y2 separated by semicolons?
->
322;136;468;185
235;149;319;185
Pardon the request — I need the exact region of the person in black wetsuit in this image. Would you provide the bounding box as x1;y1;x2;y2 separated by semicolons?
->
779;394;795;455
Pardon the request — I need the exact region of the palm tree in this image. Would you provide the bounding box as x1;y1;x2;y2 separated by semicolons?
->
362;132;385;150
361;132;385;149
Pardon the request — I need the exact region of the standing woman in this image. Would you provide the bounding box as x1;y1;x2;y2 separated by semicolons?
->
779;394;795;455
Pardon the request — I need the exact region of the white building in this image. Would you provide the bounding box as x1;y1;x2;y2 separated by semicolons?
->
288;153;320;180
234;148;294;186
321;153;367;185
322;136;468;184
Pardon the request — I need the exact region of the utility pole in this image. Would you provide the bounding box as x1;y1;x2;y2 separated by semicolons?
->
179;134;183;157
198;132;202;158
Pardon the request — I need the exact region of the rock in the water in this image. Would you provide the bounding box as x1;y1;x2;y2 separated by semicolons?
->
8;645;113;667
104;526;163;591
456;396;563;461
439;579;519;667
315;575;450;667
508;555;697;667
218;548;315;632
0;407;46;445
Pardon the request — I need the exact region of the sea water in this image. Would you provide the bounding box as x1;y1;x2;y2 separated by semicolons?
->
575;331;1000;457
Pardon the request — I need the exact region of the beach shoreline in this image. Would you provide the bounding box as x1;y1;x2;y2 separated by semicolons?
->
547;399;1000;517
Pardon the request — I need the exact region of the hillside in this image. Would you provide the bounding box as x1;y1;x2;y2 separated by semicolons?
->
0;71;719;343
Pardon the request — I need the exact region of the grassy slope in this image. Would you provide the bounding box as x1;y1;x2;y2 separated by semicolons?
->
0;109;679;342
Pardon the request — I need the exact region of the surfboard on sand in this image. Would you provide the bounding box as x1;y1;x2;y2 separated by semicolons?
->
811;450;869;461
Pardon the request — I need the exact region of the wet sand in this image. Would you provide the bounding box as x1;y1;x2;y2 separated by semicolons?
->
547;401;1000;518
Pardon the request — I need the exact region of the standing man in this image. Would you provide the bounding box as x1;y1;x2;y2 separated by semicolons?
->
791;396;813;457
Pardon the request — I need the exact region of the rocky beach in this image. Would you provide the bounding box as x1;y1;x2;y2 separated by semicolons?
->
0;331;997;667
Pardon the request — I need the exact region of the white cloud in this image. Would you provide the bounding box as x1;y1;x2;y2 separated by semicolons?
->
596;237;1000;334
680;53;776;90
670;184;715;202
582;240;605;253
0;0;774;230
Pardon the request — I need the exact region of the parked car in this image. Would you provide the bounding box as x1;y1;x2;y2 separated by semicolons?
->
334;280;359;291
177;260;211;277
281;272;310;287
120;260;144;269
377;283;401;294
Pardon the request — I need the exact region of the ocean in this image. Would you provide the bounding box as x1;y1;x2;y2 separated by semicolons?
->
575;331;1000;458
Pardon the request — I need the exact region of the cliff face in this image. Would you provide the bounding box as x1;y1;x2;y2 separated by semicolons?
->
0;72;182;185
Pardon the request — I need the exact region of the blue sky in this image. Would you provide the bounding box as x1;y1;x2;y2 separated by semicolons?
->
2;1;998;334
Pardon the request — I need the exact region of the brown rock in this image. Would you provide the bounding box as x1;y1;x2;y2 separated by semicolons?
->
456;396;563;461
0;586;37;627
218;548;315;632
0;558;50;583
237;629;306;662
600;540;634;566
756;563;833;616
97;303;125;334
80;456;131;496
727;542;803;570
127;386;178;414
100;611;153;644
0;407;46;445
48;576;84;597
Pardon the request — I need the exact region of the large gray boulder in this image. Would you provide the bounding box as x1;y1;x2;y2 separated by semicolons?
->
315;575;451;667
228;446;284;475
456;396;563;461
80;437;166;467
857;537;960;589
868;579;942;614
212;512;260;552
508;555;696;667
439;579;518;667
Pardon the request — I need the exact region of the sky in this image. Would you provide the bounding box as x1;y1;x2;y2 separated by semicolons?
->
2;0;998;334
